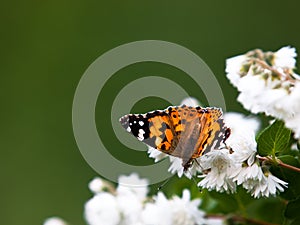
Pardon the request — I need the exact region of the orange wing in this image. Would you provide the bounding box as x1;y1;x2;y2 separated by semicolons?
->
119;104;229;168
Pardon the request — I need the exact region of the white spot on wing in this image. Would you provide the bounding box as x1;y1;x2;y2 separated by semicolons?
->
138;129;145;141
126;127;131;132
139;121;144;126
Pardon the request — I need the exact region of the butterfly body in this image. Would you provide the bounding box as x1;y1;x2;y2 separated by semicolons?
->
119;105;230;171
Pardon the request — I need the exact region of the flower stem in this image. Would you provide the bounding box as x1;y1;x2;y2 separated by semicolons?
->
252;58;296;83
257;156;300;173
206;214;280;225
234;216;281;225
277;159;300;173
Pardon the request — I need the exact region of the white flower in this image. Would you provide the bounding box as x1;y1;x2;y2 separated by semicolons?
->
230;163;264;185
223;112;260;136
43;217;68;225
117;173;149;200
168;156;185;177
180;97;200;107
167;156;200;178
86;174;149;225
141;190;207;225
227;130;257;165
198;149;237;193
89;178;104;193
226;55;247;87
88;177;114;194
147;146;167;162
243;172;288;198
170;190;206;225
225;46;300;139
223;111;260;162
85;192;121;225
198;112;260;194
278;82;300;138
274;46;297;69
236;69;289;116
285;115;300;139
116;192;144;225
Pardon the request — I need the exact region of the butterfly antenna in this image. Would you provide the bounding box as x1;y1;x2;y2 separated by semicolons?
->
194;159;204;171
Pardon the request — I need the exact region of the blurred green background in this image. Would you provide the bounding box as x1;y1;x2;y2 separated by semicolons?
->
1;1;300;224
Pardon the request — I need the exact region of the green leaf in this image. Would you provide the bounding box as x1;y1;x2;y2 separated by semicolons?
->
285;197;300;219
206;190;239;213
290;218;300;225
206;187;255;214
246;197;285;224
257;120;291;156
285;197;300;225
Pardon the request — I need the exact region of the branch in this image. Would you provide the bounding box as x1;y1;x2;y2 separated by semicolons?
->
257;156;300;173
277;159;300;173
206;214;280;225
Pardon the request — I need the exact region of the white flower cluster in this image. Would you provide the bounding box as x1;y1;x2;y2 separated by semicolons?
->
84;174;223;225
147;98;288;198
43;217;68;225
198;114;288;198
226;46;300;139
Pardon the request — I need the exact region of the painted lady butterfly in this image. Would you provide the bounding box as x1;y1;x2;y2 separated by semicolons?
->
119;105;230;171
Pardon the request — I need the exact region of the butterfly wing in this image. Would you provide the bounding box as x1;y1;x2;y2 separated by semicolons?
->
191;107;228;158
119;109;176;155
119;105;230;167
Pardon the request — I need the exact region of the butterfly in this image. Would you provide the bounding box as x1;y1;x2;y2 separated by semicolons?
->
119;105;230;171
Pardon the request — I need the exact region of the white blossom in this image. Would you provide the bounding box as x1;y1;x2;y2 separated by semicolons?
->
141;190;207;225
116;192;144;225
167;156;185;177
243;172;288;198
180;97;201;107
85;175;218;225
43;217;68;225
117;173;149;200
225;46;300;139
147;146;167;163
167;156;199;178
274;46;297;69
226;55;247;87
278;82;300;138
223;112;260;135
88;177;114;194
85;174;149;225
226;129;257;165
198;149;237;193
230;163;264;185
85;192;121;225
210;110;288;197
223;111;260;165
